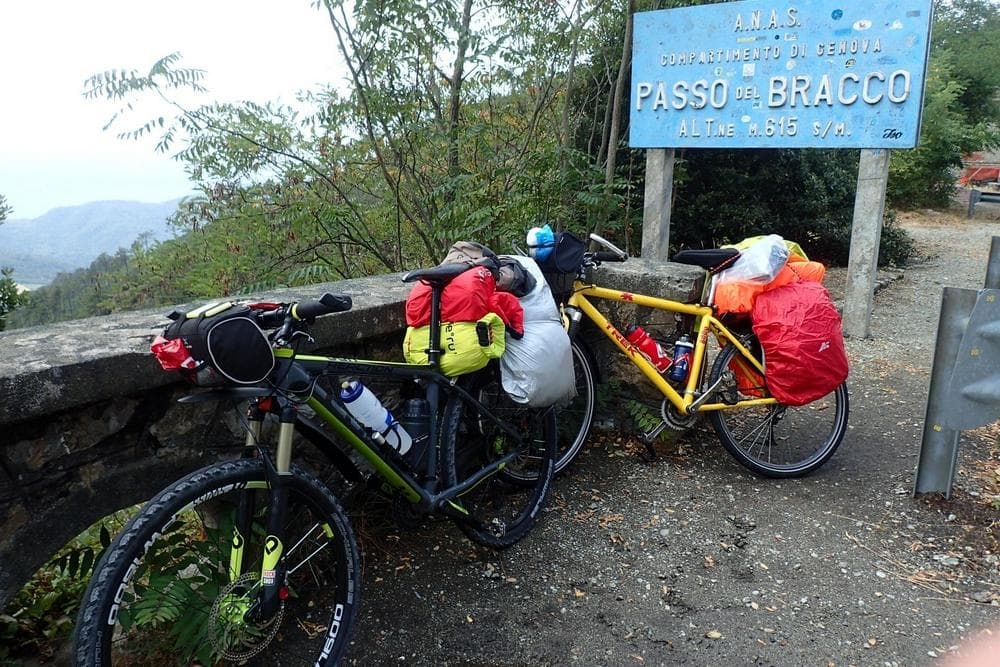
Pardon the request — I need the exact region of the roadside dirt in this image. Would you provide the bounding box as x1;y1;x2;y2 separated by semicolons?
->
344;203;1000;666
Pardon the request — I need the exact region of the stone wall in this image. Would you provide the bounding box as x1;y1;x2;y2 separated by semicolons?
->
0;260;702;607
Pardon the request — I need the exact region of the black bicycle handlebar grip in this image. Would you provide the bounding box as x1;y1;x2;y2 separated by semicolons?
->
594;251;628;262
293;293;353;321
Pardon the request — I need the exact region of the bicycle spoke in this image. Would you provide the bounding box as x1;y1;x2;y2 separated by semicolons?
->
709;339;848;477
76;461;359;666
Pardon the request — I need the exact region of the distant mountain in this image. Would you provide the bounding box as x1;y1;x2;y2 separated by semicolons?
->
0;199;181;288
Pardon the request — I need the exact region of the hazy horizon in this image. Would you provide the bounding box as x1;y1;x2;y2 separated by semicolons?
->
0;1;346;220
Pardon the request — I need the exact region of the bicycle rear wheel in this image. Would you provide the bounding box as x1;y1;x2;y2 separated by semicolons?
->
441;368;557;548
551;338;597;475
707;337;849;478
73;459;360;666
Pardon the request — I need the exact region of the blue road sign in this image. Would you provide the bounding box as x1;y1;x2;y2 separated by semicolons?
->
629;0;933;149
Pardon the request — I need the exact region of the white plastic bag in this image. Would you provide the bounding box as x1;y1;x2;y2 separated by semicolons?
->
716;234;789;284
499;255;576;407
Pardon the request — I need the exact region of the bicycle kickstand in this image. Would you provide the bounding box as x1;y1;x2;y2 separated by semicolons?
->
639;422;665;463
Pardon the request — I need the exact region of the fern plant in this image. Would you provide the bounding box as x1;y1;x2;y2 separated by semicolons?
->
624;399;672;444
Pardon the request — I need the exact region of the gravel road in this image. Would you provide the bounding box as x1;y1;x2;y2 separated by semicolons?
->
344;204;1000;666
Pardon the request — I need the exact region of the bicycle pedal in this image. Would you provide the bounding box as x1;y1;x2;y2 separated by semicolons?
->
641;421;667;443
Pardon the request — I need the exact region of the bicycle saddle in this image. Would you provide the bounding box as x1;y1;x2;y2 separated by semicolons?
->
672;248;740;273
403;261;483;285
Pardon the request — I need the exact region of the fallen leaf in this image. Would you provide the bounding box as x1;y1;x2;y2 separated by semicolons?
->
706;630;723;640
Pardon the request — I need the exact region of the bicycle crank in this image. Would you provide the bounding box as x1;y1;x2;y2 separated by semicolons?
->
662;401;699;430
640;399;698;442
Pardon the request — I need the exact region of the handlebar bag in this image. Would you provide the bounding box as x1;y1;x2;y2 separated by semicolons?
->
535;232;586;299
155;301;275;385
536;232;586;274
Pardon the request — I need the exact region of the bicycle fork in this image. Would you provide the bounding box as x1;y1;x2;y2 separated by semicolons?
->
231;402;296;624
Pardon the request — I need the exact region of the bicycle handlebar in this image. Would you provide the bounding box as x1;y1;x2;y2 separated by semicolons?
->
592;251;626;263
293;293;353;321
584;232;628;268
252;292;353;339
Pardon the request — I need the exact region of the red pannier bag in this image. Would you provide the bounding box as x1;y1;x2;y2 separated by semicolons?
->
750;280;849;406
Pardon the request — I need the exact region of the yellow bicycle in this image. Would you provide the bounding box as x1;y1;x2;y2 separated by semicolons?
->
548;233;848;478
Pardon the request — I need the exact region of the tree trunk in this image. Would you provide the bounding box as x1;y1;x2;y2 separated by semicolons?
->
594;0;634;239
447;0;474;187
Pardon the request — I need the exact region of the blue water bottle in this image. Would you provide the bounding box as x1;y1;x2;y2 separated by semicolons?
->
668;335;694;383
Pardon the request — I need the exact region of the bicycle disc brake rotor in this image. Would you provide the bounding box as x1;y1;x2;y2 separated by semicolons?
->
209;571;284;661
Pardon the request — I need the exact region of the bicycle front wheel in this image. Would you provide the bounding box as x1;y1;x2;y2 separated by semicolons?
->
707;337;849;478
73;459;360;666
442;369;557;549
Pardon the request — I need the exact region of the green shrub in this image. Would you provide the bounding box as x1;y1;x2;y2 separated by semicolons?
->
1;524;113;662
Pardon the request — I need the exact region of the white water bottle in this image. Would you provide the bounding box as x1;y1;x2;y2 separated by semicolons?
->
339;380;412;455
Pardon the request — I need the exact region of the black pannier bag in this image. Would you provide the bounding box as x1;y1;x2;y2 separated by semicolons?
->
155;301;275;386
536;232;586;298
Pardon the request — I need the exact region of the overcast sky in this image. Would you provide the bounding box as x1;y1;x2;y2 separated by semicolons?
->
0;1;345;219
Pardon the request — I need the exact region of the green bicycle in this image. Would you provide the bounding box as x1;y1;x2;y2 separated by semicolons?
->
72;261;557;665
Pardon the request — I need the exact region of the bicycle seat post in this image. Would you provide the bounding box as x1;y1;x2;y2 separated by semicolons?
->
400;262;475;492
426;283;445;369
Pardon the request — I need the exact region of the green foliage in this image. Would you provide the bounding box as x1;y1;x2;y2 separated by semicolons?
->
54;2;614;315
1;519;115;661
932;0;1000;125
888;0;1000;208
623;399;673;443
668;149;868;264
0;267;28;331
6;252;128;328
0;196;26;331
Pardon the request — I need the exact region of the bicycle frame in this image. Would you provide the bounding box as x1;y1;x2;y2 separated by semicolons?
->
566;282;778;415
209;350;529;621
241;351;526;518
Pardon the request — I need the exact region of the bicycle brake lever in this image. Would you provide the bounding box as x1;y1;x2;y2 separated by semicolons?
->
289;330;314;345
588;232;628;259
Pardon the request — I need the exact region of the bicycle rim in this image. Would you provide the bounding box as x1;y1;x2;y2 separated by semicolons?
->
444;371;557;548
551;338;597;475
75;460;359;666
708;341;849;478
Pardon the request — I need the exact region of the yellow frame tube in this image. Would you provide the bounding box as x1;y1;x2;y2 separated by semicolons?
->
568;282;777;414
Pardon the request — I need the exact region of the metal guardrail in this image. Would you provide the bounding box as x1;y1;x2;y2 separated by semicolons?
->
967;188;1000;218
915;236;1000;497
